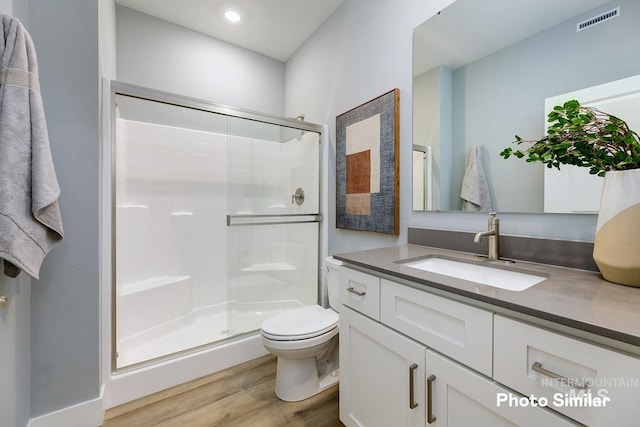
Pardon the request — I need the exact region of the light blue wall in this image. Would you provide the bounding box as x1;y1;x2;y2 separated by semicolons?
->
285;0;458;255
29;0;101;418
1;4;33;427
0;0;28;25
413;66;453;211
116;5;286;115
286;0;600;256
0;276;30;427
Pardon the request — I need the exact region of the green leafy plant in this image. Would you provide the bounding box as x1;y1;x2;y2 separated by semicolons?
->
500;99;640;177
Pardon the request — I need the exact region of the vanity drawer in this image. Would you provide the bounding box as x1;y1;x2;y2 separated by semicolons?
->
494;315;640;426
339;267;380;320
380;279;493;376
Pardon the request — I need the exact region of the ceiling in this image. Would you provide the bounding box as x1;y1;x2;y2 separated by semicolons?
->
115;0;344;62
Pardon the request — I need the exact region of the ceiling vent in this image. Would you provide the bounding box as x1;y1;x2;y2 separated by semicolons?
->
577;7;620;32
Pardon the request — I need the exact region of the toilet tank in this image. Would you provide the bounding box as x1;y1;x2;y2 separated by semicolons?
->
325;256;342;311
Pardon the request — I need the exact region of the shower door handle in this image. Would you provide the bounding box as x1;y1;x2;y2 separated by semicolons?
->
292;187;305;205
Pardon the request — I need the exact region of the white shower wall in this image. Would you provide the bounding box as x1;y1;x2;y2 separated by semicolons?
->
116;118;228;306
114;117;319;368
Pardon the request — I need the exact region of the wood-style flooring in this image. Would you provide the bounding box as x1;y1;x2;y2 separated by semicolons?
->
102;355;345;427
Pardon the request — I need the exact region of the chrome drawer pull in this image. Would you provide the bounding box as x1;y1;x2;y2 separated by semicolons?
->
346;287;366;297
531;362;587;390
427;374;437;424
409;363;418;409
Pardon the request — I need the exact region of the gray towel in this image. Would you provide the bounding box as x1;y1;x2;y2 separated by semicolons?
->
460;145;492;211
0;14;63;279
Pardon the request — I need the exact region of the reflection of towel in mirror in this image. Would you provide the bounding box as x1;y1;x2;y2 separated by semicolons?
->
0;14;64;279
460;145;492;211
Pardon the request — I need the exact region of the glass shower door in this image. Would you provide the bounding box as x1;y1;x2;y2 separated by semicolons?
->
111;83;324;370
113;94;231;369
226;117;321;336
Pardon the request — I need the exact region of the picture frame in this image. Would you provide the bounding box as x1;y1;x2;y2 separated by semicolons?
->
336;89;399;235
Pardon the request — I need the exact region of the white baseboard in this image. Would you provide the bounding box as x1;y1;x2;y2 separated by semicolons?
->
104;334;268;409
27;385;105;427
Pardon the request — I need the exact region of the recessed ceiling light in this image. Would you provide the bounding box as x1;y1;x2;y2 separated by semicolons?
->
224;8;242;23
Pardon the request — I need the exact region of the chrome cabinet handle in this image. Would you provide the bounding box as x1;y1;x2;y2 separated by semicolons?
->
346;287;366;297
531;362;587;390
409;363;418;409
427;374;437;424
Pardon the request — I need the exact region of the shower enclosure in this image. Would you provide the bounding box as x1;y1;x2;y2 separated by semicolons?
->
110;83;322;370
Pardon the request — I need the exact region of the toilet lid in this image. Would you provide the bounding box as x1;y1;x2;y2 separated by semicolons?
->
261;305;338;340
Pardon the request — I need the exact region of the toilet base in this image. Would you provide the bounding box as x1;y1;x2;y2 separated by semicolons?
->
274;357;340;402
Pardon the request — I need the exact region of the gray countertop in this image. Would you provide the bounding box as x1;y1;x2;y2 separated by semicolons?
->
334;244;640;347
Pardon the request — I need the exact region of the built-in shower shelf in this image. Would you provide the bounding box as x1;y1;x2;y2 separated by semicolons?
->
120;275;191;297
240;263;296;273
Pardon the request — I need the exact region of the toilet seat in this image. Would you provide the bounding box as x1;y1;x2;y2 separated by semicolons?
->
261;305;338;341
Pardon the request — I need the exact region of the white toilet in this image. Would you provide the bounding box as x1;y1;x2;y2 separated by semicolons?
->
260;256;342;402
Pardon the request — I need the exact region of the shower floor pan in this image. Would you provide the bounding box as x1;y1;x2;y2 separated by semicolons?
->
116;300;304;368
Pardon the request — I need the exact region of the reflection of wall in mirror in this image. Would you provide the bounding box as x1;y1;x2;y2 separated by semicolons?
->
452;0;640;212
413;0;640;212
413;66;452;210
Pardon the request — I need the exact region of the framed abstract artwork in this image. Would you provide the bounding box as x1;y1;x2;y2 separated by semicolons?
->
336;89;399;235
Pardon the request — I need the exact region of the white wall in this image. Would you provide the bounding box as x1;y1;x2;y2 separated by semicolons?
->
285;0;598;256
116;5;286;115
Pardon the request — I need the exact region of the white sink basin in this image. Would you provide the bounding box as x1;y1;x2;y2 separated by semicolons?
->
401;256;546;291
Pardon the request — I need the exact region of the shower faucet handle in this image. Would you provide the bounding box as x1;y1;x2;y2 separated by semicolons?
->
292;188;305;205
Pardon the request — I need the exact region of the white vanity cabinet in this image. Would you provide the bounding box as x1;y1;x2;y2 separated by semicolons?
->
494;315;640;426
339;266;578;427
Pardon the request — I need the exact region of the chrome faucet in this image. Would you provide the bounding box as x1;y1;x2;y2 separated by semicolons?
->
474;212;500;260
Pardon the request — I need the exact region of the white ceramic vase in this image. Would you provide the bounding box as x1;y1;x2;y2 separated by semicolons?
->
592;169;640;286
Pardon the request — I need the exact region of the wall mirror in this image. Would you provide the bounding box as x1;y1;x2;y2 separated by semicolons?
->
412;0;640;213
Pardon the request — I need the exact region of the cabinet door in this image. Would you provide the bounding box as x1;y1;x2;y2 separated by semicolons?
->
426;350;577;427
340;306;426;427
